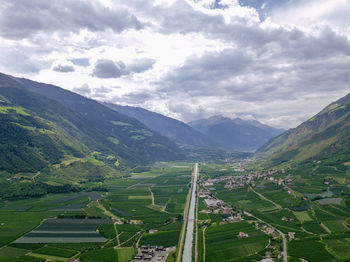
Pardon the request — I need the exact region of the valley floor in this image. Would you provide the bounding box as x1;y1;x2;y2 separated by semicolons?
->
1;161;350;262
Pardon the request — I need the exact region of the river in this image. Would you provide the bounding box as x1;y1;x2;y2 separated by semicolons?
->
182;163;198;262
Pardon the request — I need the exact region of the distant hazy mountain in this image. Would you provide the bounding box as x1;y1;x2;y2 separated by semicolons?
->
104;103;217;148
257;93;350;166
0;72;182;174
188;115;284;152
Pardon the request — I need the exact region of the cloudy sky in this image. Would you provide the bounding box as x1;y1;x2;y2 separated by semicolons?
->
1;0;350;128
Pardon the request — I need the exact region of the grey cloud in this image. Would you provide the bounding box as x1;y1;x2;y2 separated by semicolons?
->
152;29;350;128
73;84;91;96
123;0;350;56
92;59;127;78
128;58;156;73
92;58;155;79
52;63;75;73
159;48;252;96
0;0;142;39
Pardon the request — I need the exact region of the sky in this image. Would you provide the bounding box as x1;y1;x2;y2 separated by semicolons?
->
0;0;350;129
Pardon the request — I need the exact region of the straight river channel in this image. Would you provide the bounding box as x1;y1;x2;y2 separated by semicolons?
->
182;163;198;262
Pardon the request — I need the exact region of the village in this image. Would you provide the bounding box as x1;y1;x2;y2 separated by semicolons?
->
197;170;296;261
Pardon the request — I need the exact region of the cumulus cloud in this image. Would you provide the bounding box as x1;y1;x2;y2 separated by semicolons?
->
128;58;156;73
52;60;75;73
92;59;127;78
0;0;142;39
92;58;155;78
271;0;350;34
73;83;91;96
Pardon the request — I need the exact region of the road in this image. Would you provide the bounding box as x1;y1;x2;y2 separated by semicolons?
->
177;163;197;262
182;163;198;262
148;187;155;206
280;230;287;262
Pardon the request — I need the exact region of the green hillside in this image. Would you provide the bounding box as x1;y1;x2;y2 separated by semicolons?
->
0;73;182;199
256;93;350;167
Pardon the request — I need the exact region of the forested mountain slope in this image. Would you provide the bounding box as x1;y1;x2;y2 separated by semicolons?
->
257;93;350;166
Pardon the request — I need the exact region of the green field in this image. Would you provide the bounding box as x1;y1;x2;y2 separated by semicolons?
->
294;211;313;223
204;222;269;261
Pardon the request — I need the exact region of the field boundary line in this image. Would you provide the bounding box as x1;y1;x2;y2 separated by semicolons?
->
148;187;155;206
29;252;67;262
320;223;332;234
249;187;282;210
119;231;142;247
135;231;144;248
115;223;121;246
202;226;207;262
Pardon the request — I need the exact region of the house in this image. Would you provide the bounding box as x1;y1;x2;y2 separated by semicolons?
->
265;251;273;258
213;209;220;214
227;215;242;223
130;219;143;225
149;229;158;234
288;232;296;240
204;199;222;207
266;227;275;235
238;232;248;238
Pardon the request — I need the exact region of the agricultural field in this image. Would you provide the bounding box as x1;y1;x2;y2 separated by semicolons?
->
15;218;112;243
0;164;192;261
204;222;269;262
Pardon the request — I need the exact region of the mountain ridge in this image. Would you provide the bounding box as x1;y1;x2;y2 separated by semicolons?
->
0;72;183;173
188;115;284;152
103;103;218;148
257;92;350;166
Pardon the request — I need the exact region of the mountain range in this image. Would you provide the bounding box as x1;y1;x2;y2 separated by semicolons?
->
188;115;284;152
1;70;348;172
104;103;217;148
104;104;283;152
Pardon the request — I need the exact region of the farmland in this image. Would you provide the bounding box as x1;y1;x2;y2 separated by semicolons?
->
0;164;192;261
204;222;269;262
198;161;350;261
14;218;112;243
